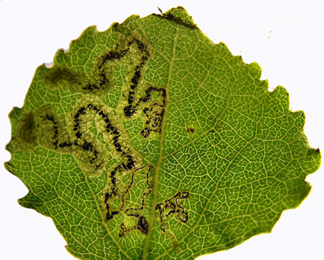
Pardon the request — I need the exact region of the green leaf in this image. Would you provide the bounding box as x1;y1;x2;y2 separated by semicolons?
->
5;6;321;260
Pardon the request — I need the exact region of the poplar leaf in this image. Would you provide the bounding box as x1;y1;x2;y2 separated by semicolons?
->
5;7;321;260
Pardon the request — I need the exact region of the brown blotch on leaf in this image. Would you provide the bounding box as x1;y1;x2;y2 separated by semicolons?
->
15;112;37;151
45;67;85;89
137;216;149;235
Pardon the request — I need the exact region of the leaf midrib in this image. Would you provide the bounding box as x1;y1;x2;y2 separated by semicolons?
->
142;24;180;260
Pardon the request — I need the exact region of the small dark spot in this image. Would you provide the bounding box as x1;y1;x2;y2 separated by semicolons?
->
76;131;82;138
186;128;195;133
113;22;120;31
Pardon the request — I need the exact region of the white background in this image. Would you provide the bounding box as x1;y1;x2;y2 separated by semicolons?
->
0;0;323;259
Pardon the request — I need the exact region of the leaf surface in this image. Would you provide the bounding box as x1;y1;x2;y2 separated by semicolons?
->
5;7;321;260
